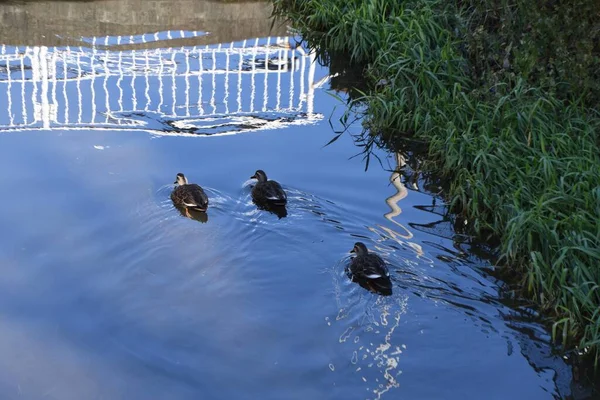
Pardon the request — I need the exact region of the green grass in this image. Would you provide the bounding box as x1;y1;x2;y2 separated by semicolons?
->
272;0;600;366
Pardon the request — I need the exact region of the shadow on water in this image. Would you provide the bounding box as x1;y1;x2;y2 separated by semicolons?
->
319;51;369;102
0;0;597;399
175;206;209;223
253;201;288;219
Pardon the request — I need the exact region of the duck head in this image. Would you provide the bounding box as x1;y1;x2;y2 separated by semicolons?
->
174;173;188;185
250;170;268;183
350;242;369;256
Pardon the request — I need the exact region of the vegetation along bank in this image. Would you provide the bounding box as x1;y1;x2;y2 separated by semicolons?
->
271;0;600;366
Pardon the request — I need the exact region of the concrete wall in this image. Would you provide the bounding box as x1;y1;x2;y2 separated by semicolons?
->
0;0;289;46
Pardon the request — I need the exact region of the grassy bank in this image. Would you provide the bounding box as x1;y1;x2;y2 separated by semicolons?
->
272;0;600;364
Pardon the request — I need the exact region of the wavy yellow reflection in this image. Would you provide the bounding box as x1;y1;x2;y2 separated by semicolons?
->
380;153;424;257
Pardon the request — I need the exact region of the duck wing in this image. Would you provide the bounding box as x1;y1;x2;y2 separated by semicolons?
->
186;184;209;209
352;254;389;279
171;184;209;210
253;180;287;205
267;181;287;203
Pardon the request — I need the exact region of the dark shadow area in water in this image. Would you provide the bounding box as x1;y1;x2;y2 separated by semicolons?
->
314;50;369;101
175;206;209;223
253;200;288;219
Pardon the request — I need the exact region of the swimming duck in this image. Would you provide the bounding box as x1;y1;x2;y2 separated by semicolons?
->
348;242;392;296
250;170;287;206
171;173;209;217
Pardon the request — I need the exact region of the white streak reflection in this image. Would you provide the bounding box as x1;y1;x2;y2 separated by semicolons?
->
330;258;409;400
2;31;325;136
0;31;326;136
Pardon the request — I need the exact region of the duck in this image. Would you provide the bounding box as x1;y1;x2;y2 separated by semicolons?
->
348;242;392;296
171;173;209;217
250;170;287;206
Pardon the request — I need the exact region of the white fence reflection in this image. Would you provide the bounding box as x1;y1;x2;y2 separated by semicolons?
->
0;31;321;136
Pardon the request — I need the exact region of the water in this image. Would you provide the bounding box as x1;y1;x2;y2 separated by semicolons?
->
0;1;590;399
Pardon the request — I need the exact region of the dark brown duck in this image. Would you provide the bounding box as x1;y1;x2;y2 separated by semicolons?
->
348;242;392;296
171;173;209;217
250;170;287;206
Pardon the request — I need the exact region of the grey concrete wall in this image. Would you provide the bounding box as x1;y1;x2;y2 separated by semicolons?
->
0;0;289;46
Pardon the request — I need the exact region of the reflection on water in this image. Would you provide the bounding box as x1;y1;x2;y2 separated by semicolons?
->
175;206;209;223
253;201;288;219
328;287;408;400
0;32;322;136
0;0;287;46
0;0;592;399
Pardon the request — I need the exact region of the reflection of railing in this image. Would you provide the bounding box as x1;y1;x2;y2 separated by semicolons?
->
385;153;408;223
378;152;425;257
0;31;321;136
